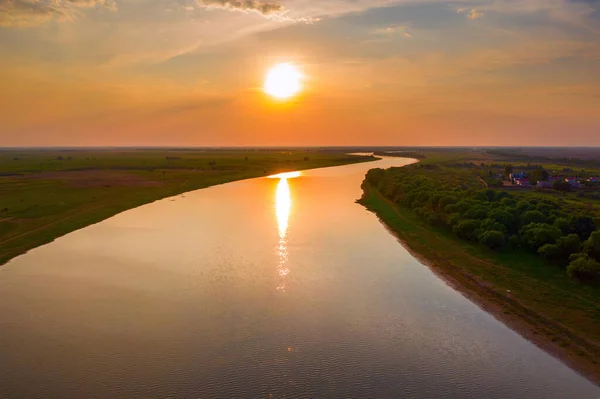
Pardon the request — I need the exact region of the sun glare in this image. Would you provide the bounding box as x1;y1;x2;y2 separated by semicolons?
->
264;63;303;100
268;171;302;179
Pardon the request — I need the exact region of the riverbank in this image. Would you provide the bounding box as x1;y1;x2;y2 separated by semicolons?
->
0;149;376;266
359;184;600;385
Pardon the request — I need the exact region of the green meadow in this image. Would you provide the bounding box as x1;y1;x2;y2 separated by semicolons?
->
0;149;375;265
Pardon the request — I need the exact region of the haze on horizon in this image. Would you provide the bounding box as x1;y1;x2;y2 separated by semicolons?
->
1;0;599;147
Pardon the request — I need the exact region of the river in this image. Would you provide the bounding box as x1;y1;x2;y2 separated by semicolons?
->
0;157;598;398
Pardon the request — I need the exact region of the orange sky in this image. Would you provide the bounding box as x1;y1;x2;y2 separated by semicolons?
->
1;0;599;146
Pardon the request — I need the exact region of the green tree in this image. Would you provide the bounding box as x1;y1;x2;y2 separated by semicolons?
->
453;219;480;241
504;164;514;177
520;223;562;250
521;210;545;225
530;168;549;183
489;208;515;229
553;217;570;234
584;231;600;261
570;216;596;241
478;230;505;250
559;234;583;256
567;254;600;282
538;244;561;263
538;234;581;265
480;218;508;234
463;205;489;220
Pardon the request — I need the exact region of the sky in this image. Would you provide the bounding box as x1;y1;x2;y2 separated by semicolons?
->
1;0;599;146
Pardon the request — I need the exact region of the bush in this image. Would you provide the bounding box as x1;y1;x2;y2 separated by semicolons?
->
584;231;600;261
489;208;515;229
553;181;572;192
538;234;581;266
521;210;545;225
453;219;480;241
553;217;570;234
570;216;596;241
508;234;520;249
520;223;562;250
559;234;582;255
478;230;505;249
463;205;489;220
567;254;600;281
538;244;561;263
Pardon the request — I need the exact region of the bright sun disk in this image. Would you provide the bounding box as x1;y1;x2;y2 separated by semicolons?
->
264;63;303;100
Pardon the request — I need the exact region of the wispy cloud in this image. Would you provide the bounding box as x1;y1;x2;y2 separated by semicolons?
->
195;0;319;23
371;24;413;38
197;0;283;15
0;0;115;27
457;7;484;20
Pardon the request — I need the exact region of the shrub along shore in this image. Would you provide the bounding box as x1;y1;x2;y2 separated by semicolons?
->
359;153;600;384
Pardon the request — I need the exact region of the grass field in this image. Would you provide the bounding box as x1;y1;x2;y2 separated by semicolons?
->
0;148;375;265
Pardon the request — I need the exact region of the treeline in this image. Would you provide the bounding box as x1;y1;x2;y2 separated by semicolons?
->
363;165;600;282
374;151;427;159
487;149;600;168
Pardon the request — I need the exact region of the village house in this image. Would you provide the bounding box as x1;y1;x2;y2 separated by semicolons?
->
565;177;582;189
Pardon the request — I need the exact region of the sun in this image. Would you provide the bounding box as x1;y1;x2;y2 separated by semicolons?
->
264;63;303;100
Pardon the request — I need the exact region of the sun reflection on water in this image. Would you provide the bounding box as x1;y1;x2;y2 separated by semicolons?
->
273;172;300;292
276;177;291;238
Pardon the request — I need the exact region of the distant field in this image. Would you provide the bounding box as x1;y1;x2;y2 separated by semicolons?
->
0;149;375;265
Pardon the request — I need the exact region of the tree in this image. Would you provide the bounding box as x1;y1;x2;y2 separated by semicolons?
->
570;216;596;241
365;168;386;185
489;208;515;227
553;217;570;234
480;218;508;234
480;189;496;202
538;234;581;265
479;230;505;249
504;164;514;177
516;200;536;213
538;244;561;263
463;205;489;220
558;234;582;256
584;231;600;262
436;195;458;212
521;210;545;225
530;168;549;183
520;223;562;250
567;254;600;282
552;180;572;192
453;219;480;241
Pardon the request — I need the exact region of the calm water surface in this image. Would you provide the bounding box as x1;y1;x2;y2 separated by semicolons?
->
1;158;598;398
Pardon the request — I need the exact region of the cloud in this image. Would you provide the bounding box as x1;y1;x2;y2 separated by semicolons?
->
467;8;484;19
456;7;484;20
197;0;283;15
0;0;115;27
195;0;319;23
371;24;412;37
